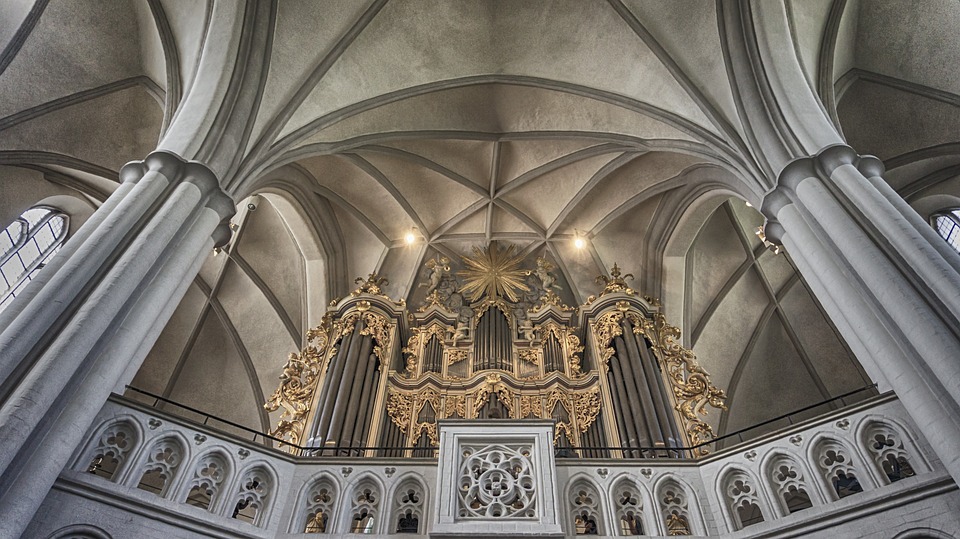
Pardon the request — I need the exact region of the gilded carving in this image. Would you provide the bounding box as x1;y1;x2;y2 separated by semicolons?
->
386;390;413;433
444;394;466;418
595;263;635;297
519;395;541;418
642;313;727;454
264;314;332;447
574;388;602;433
446;349;469;366
402;323;449;377
518;348;541;366
472;374;515;417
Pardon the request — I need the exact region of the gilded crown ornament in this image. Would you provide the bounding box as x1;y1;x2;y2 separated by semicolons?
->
352;272;389;296
595;263;635;296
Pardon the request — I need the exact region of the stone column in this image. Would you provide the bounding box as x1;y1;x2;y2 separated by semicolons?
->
761;144;960;486
0;151;234;539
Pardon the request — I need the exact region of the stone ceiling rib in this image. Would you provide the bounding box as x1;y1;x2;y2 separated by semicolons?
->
0;0;48;78
0;77;156;133
356;145;488;197
608;0;749;158
289;163;390;246
547;152;643;237
591;164;717;235
145;0;181;134
492;199;545;237
230;252;300;345
241;0;388;175
342;152;427;234
494;143;631;197
431;199;489;242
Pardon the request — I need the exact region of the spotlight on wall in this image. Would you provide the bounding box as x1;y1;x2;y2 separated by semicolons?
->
745;201;753;208
573;230;586;250
404;227;419;245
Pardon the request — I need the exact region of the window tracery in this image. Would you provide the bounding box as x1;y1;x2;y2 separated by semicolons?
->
812;438;863;500
391;479;425;534
720;470;765;530
0;206;68;312
862;422;917;484
84;421;137;482
766;454;813;515
183;452;230;512
348;480;381;534
657;481;693;536
136;436;185;497
303;478;337;533
568;480;603;535
932;209;960;252
231;466;271;526
611;479;645;536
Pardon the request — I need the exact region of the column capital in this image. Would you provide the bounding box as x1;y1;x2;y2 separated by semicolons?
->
760;144;885;244
120;150;236;246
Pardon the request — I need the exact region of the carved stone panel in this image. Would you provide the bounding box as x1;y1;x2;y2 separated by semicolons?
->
433;420;563;537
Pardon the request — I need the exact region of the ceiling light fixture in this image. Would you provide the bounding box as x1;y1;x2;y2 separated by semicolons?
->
573;230;586;250
405;227;419;245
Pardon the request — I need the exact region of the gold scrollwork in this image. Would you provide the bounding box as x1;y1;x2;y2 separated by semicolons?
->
402;324;449;377
519;395;541;418
573;388;602;433
444;394;466;418
472;373;515;417
264;314;332;447
642;313;727;454
518;348;541;366
386;390;413;434
592;306;726;454
446;349;469;366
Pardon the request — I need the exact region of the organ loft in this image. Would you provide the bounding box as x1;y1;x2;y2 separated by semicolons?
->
265;241;725;460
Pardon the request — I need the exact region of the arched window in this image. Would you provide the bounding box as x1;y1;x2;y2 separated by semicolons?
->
861;421;919;485
348;480;381;534
932;209;960;252
720;470;765;530
391;479;426;534
765;454;814;515
183;452;230;512
83;420;138;482
136;436;186;497
0;206;68;311
231;466;272;526
611;478;645;535
657;480;693;536
568;480;604;535
812;438;864;500
303;477;338;533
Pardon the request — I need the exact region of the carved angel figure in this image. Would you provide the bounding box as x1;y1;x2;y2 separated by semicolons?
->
528;257;560;292
419;256;451;295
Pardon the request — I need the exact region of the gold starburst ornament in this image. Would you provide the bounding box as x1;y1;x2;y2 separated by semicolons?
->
457;242;530;302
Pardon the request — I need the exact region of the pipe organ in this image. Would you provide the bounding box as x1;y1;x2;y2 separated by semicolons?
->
266;243;726;457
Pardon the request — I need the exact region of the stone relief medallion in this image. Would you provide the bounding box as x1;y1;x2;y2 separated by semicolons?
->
457;443;537;519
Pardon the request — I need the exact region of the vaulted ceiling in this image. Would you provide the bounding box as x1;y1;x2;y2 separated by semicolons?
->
0;0;958;435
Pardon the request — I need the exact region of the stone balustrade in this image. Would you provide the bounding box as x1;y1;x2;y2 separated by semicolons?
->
22;393;959;538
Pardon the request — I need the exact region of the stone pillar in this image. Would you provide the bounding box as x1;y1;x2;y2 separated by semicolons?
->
0;151;234;539
761;144;960;486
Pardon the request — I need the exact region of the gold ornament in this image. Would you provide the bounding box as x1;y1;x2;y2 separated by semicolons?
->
457;242;530;302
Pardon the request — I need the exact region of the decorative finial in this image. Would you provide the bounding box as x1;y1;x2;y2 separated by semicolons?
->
352;273;389;296
595;263;635;296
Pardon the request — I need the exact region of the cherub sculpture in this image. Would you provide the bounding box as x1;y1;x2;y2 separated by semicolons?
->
419;256;451;295
528;257;561;292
